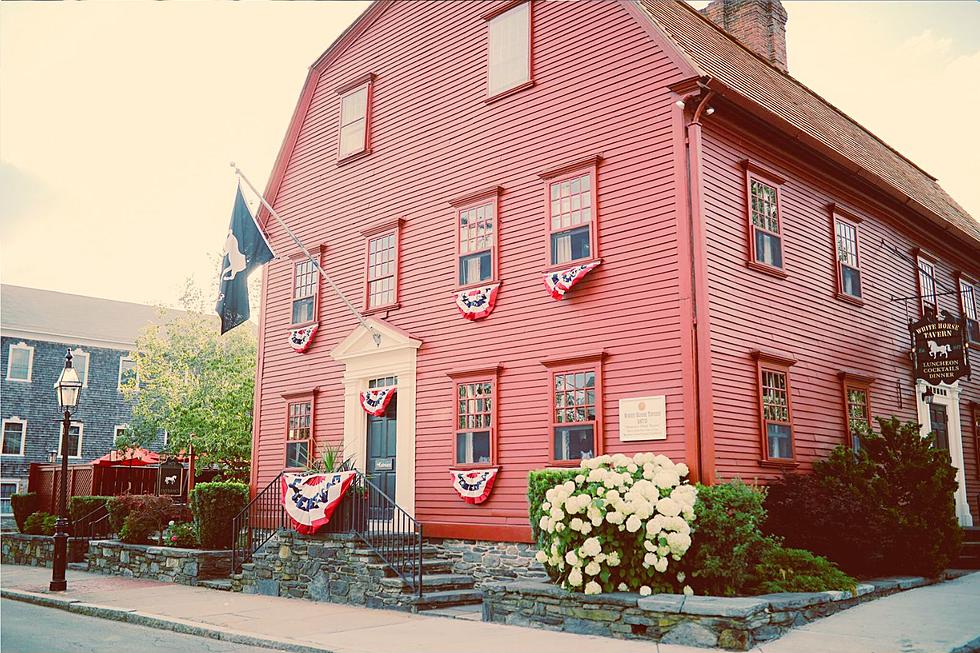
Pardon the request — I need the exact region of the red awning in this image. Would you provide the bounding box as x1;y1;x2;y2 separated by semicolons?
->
91;448;161;467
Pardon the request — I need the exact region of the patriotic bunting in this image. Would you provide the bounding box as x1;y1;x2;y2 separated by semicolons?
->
455;283;501;321
281;471;356;535
359;386;396;416
543;261;601;300
288;324;319;353
450;467;499;504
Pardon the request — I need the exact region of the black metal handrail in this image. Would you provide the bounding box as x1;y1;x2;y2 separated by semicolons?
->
231;471;286;574
71;502;113;539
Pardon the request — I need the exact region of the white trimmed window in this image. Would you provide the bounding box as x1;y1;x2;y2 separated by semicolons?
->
6;343;34;382
58;422;83;458
118;357;138;391
917;255;937;314
1;480;19;515
338;80;372;159
114;425;128;444
71;349;91;387
1;418;27;456
487;2;531;97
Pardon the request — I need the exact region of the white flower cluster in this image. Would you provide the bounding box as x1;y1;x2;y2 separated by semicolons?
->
534;453;696;596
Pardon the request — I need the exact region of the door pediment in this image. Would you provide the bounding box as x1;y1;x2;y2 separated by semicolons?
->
330;318;421;363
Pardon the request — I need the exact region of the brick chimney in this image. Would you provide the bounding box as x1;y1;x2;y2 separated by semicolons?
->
700;0;789;72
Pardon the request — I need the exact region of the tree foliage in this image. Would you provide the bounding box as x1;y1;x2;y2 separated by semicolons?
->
123;279;257;473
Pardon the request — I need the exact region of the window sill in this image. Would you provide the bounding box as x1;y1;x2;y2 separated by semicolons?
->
363;303;400;316
5;378;31;383
0;454;25;458
289;320;318;330
450;463;499;471
542;258;602;274
758;458;798;469
835;292;864;307
547;460;588;468
454;280;500;293
485;80;535;104
746;260;788;279
337;149;372;166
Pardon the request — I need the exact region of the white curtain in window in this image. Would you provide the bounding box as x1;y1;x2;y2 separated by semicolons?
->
488;3;530;96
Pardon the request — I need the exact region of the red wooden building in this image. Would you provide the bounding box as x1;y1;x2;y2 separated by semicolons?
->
250;0;980;548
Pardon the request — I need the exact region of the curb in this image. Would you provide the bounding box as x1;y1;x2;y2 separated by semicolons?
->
0;588;334;653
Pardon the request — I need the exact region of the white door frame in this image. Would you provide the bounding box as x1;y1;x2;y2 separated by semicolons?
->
915;380;973;526
331;318;421;518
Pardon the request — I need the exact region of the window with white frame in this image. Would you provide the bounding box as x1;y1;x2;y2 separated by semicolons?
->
72;349;91;387
58;422;83;458
6;342;34;382
366;231;398;309
487;2;531;97
113;425;128;444
834;217;861;299
1;480;19;515
1;419;27;456
917;255;937;314
338;81;371;159
118;357;138;391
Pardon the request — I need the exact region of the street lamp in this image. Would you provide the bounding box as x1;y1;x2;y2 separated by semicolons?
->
50;349;82;592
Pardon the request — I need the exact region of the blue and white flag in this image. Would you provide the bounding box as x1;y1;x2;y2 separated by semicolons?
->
215;186;275;333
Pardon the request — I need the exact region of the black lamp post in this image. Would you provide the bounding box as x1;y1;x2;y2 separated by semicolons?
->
51;349;82;592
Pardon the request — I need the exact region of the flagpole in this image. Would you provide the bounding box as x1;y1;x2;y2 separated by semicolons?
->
230;162;381;347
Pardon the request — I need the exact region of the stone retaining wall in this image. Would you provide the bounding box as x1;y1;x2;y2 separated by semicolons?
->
1;533;89;567
425;538;548;586
85;540;232;586
483;577;938;650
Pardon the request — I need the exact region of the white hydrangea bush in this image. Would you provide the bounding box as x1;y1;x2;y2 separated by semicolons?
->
531;452;697;596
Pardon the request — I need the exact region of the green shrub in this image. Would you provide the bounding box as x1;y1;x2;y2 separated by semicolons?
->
11;493;37;532
765;417;962;577
191;482;248;549
69;496;111;522
679;480;770;596
23;511;57;535
528;468;580;546
120;512;157;544
750;544;855;593
163;521;198;548
108;495;174;544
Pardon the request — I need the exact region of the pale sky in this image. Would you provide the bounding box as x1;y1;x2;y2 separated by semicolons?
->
1;1;978;309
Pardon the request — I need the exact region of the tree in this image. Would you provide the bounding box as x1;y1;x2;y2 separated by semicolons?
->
122;278;258;477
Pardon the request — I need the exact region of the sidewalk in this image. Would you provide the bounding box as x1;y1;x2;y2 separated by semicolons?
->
1;564;978;653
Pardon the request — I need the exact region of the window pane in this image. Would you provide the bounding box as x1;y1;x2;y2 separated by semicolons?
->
73;353;89;386
286;442;309;469
2;422;24;455
835;220;858;267
367;233;397;308
1;482;16;514
8;348;30;380
551;225;591;265
65;425;82;457
554;425;595;461
119;360;138;387
841;265;861;297
750;179;779;233
488;2;530;96
755;230;782;268
339;86;368;157
961;281;977;321
459;251;492;286
292;297;315;324
767;424;793;459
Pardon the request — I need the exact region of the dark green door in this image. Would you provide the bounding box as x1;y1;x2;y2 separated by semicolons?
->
929;403;950;451
367;395;397;519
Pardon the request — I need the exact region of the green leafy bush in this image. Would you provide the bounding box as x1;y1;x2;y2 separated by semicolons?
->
108;495;174;544
11;493;37;532
750;544;855;593
23;511;57;535
528;468;579;547
120;512;157;544
765;417;962;577
69;496;111;522
191;481;248;549
163;521;198;548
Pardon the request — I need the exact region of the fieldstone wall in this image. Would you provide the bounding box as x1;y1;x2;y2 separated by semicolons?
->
483;578;936;650
1;533;89;567
85;540;232;586
425;538;548;586
231;530;417;610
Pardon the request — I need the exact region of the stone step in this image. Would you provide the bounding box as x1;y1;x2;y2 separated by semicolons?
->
411;589;484;611
353;545;439;559
379;573;476;592
417;604;484;621
199;578;234;591
367;557;454;577
67;562;89;572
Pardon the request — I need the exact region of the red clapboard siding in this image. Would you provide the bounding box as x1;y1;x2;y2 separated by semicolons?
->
698;110;980;523
254;0;691;539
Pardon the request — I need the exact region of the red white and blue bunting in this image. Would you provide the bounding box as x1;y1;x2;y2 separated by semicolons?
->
281;471;356;535
359;387;396;416
450;467;499;504
543;261;601;300
455;283;501;321
288;324;318;353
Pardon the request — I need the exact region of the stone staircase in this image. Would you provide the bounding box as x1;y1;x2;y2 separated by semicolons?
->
953;527;980;569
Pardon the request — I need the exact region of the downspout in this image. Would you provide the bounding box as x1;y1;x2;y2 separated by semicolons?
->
682;86;718;484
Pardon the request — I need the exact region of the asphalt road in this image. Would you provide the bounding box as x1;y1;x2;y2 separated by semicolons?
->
0;598;275;653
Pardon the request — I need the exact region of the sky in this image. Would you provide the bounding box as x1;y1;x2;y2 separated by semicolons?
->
1;1;978;310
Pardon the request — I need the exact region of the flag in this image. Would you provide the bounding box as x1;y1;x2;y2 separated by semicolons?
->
215;186;275;333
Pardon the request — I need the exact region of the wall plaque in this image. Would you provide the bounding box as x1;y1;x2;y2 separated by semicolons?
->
618;395;667;442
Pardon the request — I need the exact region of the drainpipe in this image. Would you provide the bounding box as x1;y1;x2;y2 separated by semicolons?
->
681;86;718;485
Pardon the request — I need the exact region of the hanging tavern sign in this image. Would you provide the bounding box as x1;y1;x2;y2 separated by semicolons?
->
158;458;185;496
909;309;971;385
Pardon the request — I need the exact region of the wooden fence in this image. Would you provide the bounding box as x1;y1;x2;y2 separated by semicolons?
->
28;463;182;512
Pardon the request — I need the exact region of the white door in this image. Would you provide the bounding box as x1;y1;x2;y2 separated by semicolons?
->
916;381;973;527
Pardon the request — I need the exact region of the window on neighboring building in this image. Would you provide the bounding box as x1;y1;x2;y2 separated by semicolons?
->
834;216;862;299
58;422;83;458
1;480;19;515
959;276;979;344
366;231;398;309
917;254;937;314
487;1;531;98
755;353;795;461
545;168;598;267
291;258;319;325
454;380;494;466
458;202;496;287
285;401;312;469
113;425;128;444
71;349;90;387
6;343;33;382
118;357;138;391
338;78;372;159
1;419;26;456
748;175;784;271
